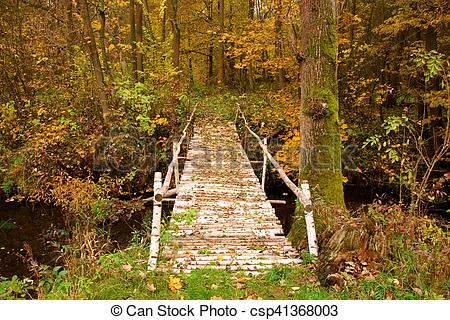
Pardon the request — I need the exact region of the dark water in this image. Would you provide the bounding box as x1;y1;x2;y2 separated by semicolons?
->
0;201;174;279
0;203;66;278
1;181;377;279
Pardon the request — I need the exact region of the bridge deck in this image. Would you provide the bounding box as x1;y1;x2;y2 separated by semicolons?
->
164;120;300;273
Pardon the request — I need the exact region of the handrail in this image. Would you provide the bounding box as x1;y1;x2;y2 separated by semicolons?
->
154;106;196;202
237;105;318;257
147;106;196;271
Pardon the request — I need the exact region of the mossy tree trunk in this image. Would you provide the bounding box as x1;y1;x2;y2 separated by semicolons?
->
299;0;344;208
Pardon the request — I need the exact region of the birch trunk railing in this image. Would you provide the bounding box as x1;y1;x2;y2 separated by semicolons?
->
147;107;196;271
237;106;319;257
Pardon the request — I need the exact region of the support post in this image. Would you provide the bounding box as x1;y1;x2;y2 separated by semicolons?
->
148;172;162;270
301;180;318;257
262;137;268;189
173;143;179;188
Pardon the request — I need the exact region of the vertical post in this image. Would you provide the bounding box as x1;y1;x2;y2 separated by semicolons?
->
301;180;318;257
173;143;179;188
262;137;268;189
148;172;162;270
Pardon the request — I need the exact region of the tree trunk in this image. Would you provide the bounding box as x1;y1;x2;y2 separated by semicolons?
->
349;0;357;59
275;0;284;87
206;0;214;84
142;0;156;42
78;0;109;123
136;2;144;82
168;0;180;73
248;0;254;19
217;0;225;85
161;2;166;42
299;0;345;208
99;0;110;77
130;0;138;82
66;0;75;61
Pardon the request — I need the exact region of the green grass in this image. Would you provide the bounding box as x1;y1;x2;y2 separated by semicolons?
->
1;240;447;300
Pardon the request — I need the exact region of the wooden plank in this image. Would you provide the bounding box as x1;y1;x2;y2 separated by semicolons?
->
162;119;301;272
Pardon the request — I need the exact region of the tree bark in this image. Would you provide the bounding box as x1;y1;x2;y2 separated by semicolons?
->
142;0;156;42
136;2;144;82
206;0;214;84
130;0;138;82
78;0;109;123
168;0;180;73
66;0;75;61
98;0;110;77
299;0;345;208
161;2;167;42
275;0;284;87
217;0;225;85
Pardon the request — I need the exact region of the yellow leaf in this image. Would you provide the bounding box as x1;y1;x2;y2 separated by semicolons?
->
342;176;349;183
210;296;223;300
168;276;183;293
91;20;101;32
217;255;223;261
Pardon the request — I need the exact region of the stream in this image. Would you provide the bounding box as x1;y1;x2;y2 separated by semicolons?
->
0;202;66;278
0;183;395;279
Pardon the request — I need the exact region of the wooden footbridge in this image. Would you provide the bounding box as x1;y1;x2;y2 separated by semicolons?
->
145;108;318;274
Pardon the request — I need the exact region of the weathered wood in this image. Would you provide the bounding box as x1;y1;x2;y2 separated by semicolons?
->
173;143;180;188
148;172;162;270
155;108;196;201
268;199;287;204
163;120;301;272
238;106;318;257
142;188;178;203
238;107;309;206
262;137;268;189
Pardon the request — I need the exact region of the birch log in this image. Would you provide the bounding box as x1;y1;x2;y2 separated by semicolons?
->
301;181;318;256
148;172;162;270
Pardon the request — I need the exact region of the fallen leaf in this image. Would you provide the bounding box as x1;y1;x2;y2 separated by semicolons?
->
385;291;393;300
139;271;147;279
147;283;156;292
392;279;400;287
210;284;219;289
168;276;183;293
210;296;223;300
413;287;423;296
217;255;223;261
291;287;300;291
235;276;248;283
122;264;132;272
236;283;246;290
